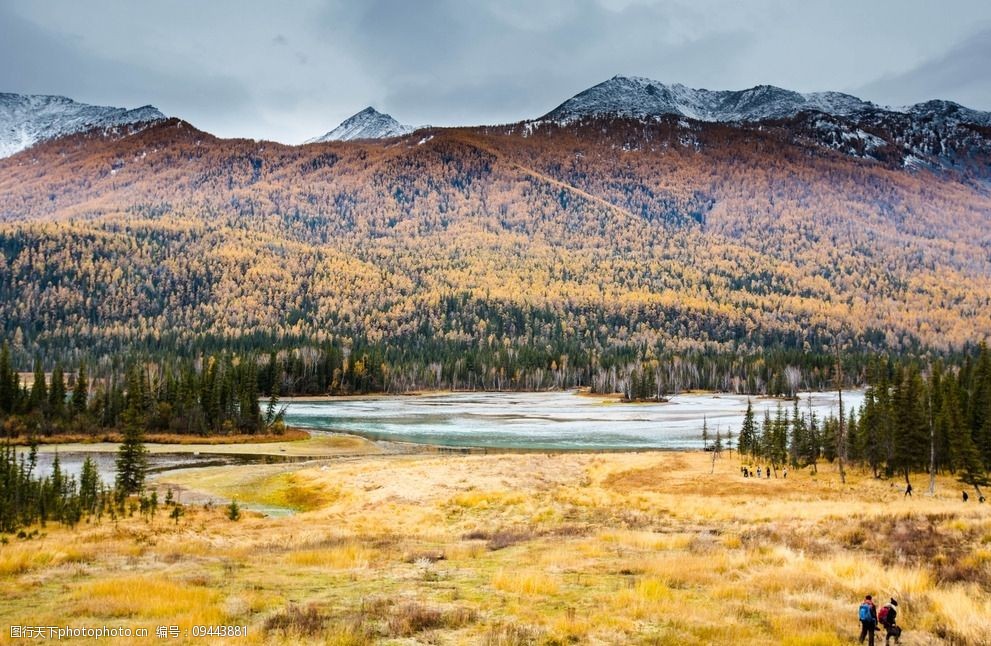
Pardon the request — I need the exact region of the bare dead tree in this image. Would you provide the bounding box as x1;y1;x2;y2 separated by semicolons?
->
835;351;847;485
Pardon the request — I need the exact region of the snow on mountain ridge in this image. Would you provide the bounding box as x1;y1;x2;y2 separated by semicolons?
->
0;93;166;158
306;107;414;143
535;76;991;175
541;76;879;124
903;100;991;127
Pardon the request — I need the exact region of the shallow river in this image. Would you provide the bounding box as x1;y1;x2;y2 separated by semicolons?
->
22;451;305;487
283;390;865;451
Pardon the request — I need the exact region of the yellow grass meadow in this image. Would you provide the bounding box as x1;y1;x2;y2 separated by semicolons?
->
1;448;990;645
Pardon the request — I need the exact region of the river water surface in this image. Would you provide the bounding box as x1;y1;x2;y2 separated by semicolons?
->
283;390;864;451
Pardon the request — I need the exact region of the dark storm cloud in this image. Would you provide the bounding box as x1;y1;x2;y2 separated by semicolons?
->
317;0;991;130
320;0;756;125
2;0;990;143
857;27;991;109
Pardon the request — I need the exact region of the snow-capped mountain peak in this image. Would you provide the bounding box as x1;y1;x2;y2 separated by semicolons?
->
541;76;878;124
306;107;414;143
902;99;991;127
0;93;166;158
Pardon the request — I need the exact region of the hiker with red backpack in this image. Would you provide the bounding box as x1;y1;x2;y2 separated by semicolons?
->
858;595;878;645
878;598;901;644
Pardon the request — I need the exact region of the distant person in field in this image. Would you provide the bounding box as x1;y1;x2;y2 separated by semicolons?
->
904;483;913;497
783;467;788;479
878;598;900;644
756;466;761;478
859;594;878;645
963;491;969;502
766;467;770;479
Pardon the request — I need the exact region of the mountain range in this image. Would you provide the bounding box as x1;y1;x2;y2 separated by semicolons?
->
4;76;991;173
0;77;990;367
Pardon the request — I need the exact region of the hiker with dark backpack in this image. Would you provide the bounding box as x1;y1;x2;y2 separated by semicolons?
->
859;595;878;645
878;598;900;644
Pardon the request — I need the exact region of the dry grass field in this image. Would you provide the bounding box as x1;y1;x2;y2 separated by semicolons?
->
1;448;989;645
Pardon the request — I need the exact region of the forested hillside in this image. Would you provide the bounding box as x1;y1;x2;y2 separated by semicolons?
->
0;115;989;393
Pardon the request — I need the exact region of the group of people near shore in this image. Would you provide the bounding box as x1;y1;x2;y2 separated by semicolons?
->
740;465;787;479
859;595;901;644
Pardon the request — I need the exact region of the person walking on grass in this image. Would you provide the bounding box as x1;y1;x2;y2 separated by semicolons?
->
904;482;913;497
878;598;900;644
859;594;878;645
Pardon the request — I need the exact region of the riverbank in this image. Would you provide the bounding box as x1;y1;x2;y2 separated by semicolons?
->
2;450;987;645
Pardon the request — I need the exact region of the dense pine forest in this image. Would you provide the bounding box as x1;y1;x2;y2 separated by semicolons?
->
0;333;920;439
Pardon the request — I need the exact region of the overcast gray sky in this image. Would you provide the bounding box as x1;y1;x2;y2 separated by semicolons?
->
2;0;989;144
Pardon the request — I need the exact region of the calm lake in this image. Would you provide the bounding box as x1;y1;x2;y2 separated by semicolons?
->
282;390;865;451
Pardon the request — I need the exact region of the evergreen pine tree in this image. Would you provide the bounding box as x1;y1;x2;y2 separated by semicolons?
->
0;343;17;414
29;359;47;413
767;404;789;474
758;409;772;462
115;369;148;497
49;365;66;419
875;370;895;475
71;363;88;417
807;410;820;473
857;388;883;478
79;456;99;514
789;398;811;469
821;416;837;462
892;367;929;486
846;410;859;462
739;399;757;458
